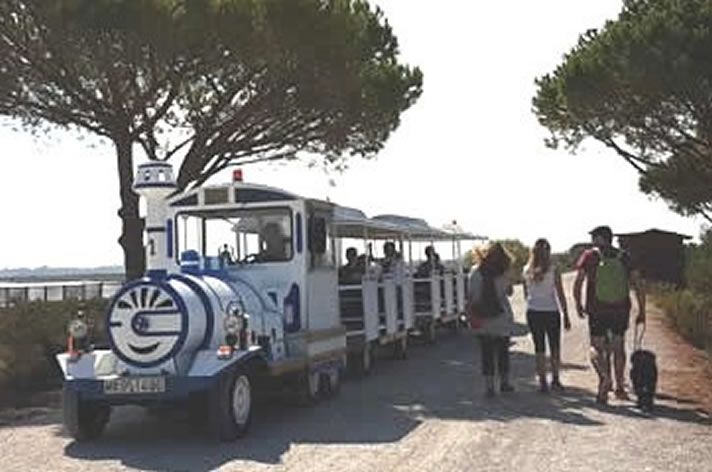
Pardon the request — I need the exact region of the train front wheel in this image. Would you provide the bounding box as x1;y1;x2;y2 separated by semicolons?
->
62;386;111;441
209;367;253;441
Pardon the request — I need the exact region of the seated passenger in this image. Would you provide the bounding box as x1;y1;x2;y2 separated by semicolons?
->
256;222;288;262
416;246;435;278
339;247;363;284
380;241;402;274
416;246;445;278
219;244;234;265
433;252;445;274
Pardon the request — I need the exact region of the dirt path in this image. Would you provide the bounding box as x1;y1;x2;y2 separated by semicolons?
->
0;275;710;471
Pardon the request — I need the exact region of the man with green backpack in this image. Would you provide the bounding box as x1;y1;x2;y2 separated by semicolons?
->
573;225;646;404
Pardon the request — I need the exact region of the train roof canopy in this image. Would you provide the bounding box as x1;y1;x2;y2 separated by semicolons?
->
371;214;451;240
332;206;405;238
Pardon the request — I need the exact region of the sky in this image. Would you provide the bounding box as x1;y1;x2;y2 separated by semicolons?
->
0;0;707;269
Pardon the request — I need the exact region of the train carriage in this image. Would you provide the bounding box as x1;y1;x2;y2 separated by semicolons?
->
332;211;484;372
333;207;414;375
368;215;482;344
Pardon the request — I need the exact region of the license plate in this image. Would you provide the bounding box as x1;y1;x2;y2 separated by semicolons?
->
103;377;166;394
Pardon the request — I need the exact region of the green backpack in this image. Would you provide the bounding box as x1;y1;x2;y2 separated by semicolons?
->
595;249;628;303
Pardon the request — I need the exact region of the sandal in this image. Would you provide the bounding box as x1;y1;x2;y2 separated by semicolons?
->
500;383;515;393
550;379;565;392
597;378;611;404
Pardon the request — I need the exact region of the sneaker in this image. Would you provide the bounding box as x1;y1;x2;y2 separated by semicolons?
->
500;383;515;393
614;388;630;400
550;379;565;392
538;381;550;394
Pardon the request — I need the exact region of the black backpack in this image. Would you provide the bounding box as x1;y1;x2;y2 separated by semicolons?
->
476;274;503;319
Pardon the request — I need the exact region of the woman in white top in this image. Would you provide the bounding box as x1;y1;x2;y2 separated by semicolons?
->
522;238;571;393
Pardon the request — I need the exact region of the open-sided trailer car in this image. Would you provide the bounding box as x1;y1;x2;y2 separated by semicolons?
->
332;206;413;375
371;215;485;344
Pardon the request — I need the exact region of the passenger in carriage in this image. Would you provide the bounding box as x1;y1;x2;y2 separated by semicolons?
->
339;247;364;284
416;246;445;278
380;241;402;273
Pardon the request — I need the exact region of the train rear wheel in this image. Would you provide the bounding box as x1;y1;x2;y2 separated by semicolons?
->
321;367;341;398
295;369;321;406
351;343;375;377
393;336;408;360
424;321;437;344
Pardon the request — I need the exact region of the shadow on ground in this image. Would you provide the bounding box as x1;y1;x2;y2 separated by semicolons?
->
57;330;712;471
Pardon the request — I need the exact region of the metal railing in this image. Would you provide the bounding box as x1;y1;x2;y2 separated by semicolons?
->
0;281;123;308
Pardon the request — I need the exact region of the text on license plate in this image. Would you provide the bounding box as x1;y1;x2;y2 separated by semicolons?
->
104;377;166;394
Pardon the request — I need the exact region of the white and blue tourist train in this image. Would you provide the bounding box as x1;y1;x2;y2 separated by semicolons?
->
55;162;483;441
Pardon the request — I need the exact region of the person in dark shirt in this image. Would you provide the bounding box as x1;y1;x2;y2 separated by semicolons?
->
339;247;363;284
573;225;646;404
416;246;435;278
219;244;234;265
256;222;288;262
380;241;401;273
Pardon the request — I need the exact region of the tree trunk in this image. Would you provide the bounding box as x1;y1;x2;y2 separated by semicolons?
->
176;149;204;191
115;135;145;281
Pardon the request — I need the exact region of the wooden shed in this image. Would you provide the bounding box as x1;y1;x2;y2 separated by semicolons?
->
615;229;692;287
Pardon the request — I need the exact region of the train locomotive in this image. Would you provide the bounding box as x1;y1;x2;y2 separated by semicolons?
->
57;161;346;441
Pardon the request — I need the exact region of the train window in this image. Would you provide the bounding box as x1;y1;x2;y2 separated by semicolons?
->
308;217;327;254
309;216;335;269
176;208;293;264
177;214;202;257
203;187;229;205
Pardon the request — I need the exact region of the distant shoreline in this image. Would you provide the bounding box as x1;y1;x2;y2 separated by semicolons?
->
0;266;124;283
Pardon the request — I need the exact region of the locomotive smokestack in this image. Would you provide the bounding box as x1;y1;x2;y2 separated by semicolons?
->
133;162;177;274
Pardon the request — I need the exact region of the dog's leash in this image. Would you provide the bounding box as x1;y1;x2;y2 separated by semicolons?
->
633;321;646;351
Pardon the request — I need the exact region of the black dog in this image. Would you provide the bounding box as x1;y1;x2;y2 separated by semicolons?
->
630;349;657;411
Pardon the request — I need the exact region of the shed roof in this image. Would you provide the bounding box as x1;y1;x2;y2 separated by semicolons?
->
615;228;692;240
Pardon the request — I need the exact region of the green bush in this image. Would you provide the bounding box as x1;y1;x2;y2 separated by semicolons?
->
685;229;712;294
0;299;108;393
652;283;712;355
651;228;712;355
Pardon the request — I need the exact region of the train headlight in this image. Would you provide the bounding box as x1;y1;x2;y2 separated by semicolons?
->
68;318;89;340
223;314;243;335
224;300;246;335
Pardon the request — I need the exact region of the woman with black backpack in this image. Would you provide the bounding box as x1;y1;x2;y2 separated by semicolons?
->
467;242;522;398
